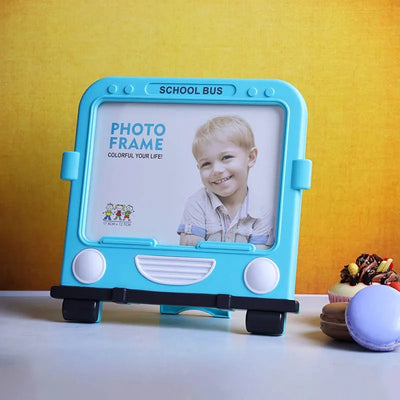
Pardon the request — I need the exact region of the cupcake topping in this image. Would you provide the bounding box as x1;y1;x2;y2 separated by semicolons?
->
348;263;359;276
340;254;398;286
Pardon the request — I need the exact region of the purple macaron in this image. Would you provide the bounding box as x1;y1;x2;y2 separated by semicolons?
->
345;285;400;351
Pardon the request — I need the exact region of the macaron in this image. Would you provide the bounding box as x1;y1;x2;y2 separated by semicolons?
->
320;302;353;341
345;285;400;351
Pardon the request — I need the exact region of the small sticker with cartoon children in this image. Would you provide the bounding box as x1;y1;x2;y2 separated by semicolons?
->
103;203;134;226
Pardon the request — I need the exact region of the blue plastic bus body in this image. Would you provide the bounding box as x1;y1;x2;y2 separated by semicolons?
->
56;77;311;314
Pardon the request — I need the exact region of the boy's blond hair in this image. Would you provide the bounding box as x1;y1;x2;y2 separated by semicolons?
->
192;115;255;159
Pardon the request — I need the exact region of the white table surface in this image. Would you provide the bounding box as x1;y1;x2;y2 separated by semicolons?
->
0;292;398;400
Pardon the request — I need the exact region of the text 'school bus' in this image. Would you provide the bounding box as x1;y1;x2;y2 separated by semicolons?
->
51;77;312;335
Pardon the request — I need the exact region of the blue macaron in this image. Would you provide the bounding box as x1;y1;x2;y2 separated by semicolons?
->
345;285;400;351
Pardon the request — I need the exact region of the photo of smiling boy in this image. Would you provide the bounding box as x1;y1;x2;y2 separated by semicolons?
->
178;115;274;249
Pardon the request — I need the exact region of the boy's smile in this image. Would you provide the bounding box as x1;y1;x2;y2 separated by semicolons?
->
196;139;257;210
212;175;233;185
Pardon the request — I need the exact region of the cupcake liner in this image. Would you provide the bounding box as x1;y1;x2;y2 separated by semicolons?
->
328;290;352;303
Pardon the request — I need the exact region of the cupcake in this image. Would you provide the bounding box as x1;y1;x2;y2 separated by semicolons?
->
328;253;398;303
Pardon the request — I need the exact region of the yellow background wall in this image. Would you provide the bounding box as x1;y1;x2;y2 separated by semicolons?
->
1;0;399;293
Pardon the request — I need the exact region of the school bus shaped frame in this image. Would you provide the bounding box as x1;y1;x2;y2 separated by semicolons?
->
51;77;312;335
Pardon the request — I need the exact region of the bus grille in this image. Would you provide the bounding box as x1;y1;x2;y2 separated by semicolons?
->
135;255;216;285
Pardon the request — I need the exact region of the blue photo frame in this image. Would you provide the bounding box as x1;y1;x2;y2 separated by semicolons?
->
51;77;312;335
